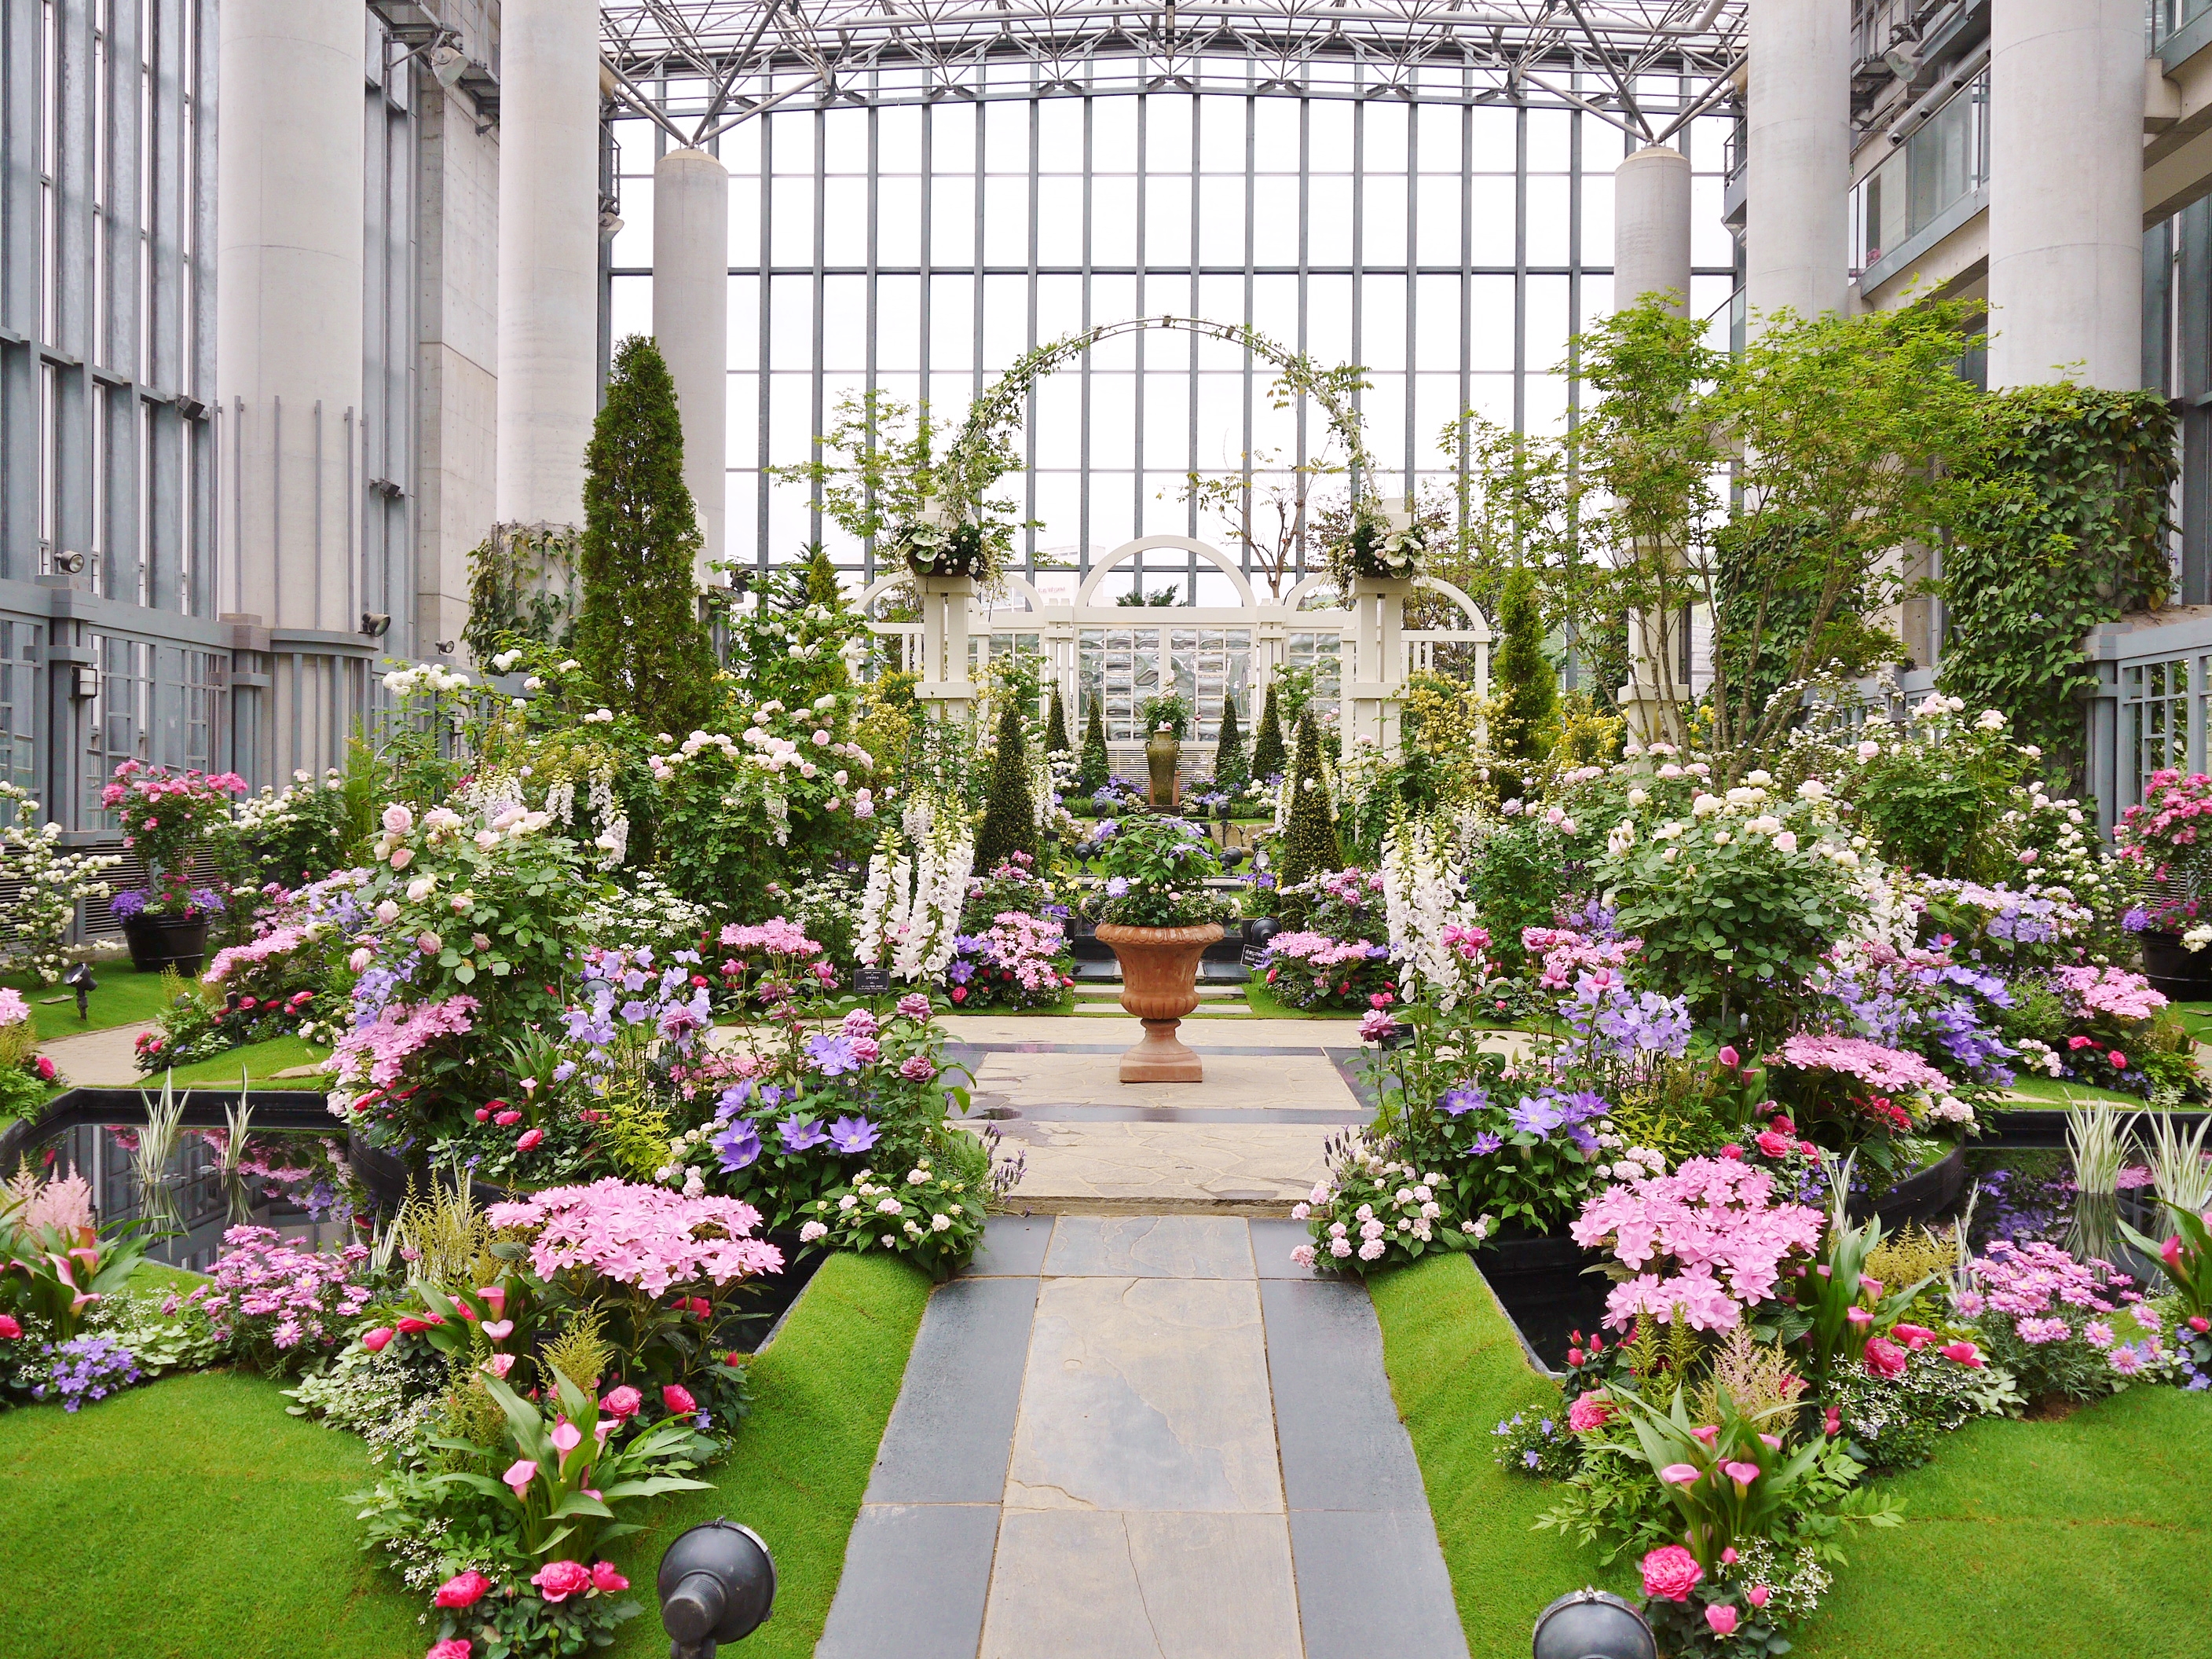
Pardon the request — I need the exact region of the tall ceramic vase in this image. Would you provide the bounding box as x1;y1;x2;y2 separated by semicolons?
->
1095;921;1221;1082
1145;727;1181;808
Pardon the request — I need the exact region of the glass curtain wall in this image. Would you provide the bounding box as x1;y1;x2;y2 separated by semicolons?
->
606;64;1738;601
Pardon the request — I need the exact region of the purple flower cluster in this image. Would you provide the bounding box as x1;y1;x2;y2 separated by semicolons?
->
31;1335;143;1412
1506;1086;1608;1151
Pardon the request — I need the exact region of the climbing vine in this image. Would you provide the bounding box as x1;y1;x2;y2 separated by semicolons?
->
463;523;580;660
1938;386;2178;788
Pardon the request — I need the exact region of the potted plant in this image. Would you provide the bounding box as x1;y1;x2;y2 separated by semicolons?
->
1137;692;1191;808
2115;770;2212;997
1085;815;1235;1081
102;761;247;972
1332;497;1428;582
2130;895;2212;1000
893;515;991;580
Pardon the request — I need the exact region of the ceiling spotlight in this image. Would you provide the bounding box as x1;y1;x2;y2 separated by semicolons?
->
1532;1588;1656;1659
599;209;625;240
361;612;392;639
657;1520;776;1657
430;40;469;92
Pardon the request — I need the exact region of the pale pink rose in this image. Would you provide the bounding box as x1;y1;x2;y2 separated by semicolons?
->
390;847;414;870
483;1353;515;1379
349;947;373;972
1705;1605;1739;1637
382;804;414;833
531;1560;592;1603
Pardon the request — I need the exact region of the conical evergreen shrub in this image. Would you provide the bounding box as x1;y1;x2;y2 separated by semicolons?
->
1076;698;1110;794
1045;683;1073;755
575;335;721;740
1495;563;1558;768
1277;712;1340;887
1250;682;1287;781
1214;696;1248;795
975;696;1036;870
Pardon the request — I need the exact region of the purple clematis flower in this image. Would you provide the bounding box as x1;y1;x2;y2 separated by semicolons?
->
1470;1131;1503;1155
778;1116;830;1152
806;1034;863;1076
712;1119;761;1172
828;1115;881;1154
1441;1085;1488;1117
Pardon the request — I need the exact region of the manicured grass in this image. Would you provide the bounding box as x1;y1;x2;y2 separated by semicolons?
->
0;1250;931;1659
1372;1253;2212;1659
156;1033;332;1090
0;1369;427;1659
1239;977;1368;1021
2001;1075;2148;1108
1369;1254;1635;1656
603;1251;932;1657
7;962;173;1039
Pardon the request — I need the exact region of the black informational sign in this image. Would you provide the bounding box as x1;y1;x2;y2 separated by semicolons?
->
851;967;892;996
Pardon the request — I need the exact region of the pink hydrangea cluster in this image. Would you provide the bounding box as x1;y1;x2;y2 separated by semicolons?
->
1965;1238;2132;1320
1571;1156;1825;1332
204;925;313;987
1521;926;1642;991
1266;932;1384;970
325;993;479;1092
2054;965;2167;1022
720;919;823;957
485;1178;785;1296
1774;1033;1947;1094
975;910;1071;994
2115;767;2212;878
190;1225;371;1352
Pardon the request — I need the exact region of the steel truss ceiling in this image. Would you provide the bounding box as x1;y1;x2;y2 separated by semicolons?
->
598;0;1746;145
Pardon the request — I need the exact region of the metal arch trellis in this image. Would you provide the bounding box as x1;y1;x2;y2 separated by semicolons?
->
936;313;1379;528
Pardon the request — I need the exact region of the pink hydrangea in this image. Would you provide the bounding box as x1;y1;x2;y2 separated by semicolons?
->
485;1178;783;1296
324;994;479;1092
2054;965;2167;1022
1571;1156;1823;1332
720;918;823;957
1774;1034;1947;1094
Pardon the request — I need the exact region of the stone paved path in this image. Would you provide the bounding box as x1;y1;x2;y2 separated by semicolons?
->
39;1020;157;1086
817;1214;1467;1659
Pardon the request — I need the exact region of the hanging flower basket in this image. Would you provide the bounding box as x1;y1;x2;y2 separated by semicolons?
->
896;518;991;580
1337;510;1426;580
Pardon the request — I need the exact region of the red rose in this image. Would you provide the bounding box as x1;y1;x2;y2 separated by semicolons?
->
1862;1336;1909;1379
662;1384;698;1417
361;1327;395;1351
434;1569;492;1608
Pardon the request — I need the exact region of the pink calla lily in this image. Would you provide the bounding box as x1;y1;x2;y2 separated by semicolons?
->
1723;1460;1760;1488
1659;1463;1701;1485
502;1457;537;1496
482;1320;515;1342
550;1419;583;1456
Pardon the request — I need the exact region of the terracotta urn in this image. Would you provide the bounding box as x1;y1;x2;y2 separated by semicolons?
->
1095;921;1222;1082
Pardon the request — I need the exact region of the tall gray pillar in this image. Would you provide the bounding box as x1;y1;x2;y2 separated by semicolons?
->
496;0;601;529
1745;0;1851;330
1987;0;2144;390
215;0;362;634
653;148;731;580
1614;146;1694;317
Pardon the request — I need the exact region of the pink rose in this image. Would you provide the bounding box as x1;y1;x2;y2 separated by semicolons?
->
590;1561;629;1594
1705;1604;1740;1637
1862;1336;1909;1379
531;1560;593;1603
361;1326;395;1351
662;1384;698;1417
1566;1390;1614;1433
1939;1341;1985;1368
604;1385;642;1419
1639;1544;1704;1603
516;1128;544;1152
1824;1406;1841;1436
1754;1130;1793;1158
426;1641;471;1659
484;1353;515;1378
434;1570;492;1609
1892;1323;1938;1350
0;1314;20;1339
493;1109;522;1127
1747;1584;1771;1608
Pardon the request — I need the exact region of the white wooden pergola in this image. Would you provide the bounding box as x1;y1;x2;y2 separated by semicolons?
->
858;535;1490;765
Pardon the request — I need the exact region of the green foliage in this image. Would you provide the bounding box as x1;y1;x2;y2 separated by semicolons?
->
1043;683;1072;756
1213;695;1248;795
1278;712;1342;888
1843;716;2023;879
1137;690;1192;738
1250;682;1287;780
463;524;580;661
1089;816;1232;928
1492;562;1558;775
575;335;721;742
1939;385;2179;784
973;695;1037;870
1076;698;1110;794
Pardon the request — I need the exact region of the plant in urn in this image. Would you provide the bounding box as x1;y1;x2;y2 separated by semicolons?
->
1084;815;1234;1082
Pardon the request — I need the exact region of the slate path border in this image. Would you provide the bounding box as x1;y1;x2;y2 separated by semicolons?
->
817;1213;1468;1659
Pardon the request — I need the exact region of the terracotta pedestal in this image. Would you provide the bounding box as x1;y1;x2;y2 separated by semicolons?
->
1095;921;1221;1082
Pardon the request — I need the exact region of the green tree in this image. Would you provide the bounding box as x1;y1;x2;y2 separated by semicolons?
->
1250;683;1287;781
1076;698;1110;795
801;543;844;609
1214;695;1248;795
1492;562;1558;773
1277;712;1341;886
1044;683;1073;756
575;335;720;740
974;695;1037;870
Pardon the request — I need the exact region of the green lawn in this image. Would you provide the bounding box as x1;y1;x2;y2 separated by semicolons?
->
0;1250;932;1659
156;1033;334;1090
1371;1253;2212;1659
2000;1075;2148;1108
8;962;174;1039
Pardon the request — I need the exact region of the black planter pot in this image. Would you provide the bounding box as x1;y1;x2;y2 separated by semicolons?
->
1847;1142;1968;1229
1474;1225;1612;1372
346;1127;426;1214
2140;928;2212;1002
121;912;209;974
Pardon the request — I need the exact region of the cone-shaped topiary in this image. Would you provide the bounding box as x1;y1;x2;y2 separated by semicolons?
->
1250;681;1287;781
1495;562;1558;769
1214;695;1248;796
802;542;844;609
1045;683;1073;756
576;335;722;741
1277;712;1341;887
975;695;1037;870
1076;697;1110;795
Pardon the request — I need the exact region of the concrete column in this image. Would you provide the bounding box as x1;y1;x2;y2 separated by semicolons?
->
1987;0;2144;390
1614;146;1694;317
652;148;732;579
496;0;601;529
1745;0;1851;329
214;0;362;633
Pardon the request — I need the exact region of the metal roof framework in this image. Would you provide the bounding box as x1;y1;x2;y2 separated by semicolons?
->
597;0;1748;144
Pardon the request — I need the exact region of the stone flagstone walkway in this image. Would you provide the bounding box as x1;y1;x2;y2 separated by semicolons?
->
817;1214;1467;1659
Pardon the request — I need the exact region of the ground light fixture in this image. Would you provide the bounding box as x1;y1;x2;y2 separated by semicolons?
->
1531;1588;1657;1659
63;961;97;1021
657;1519;776;1657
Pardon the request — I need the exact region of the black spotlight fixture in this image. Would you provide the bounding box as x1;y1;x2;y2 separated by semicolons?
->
63;961;97;1021
1531;1588;1656;1659
657;1519;775;1657
361;611;393;639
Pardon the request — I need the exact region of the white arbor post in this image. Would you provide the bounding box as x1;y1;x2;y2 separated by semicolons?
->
917;575;978;721
1745;0;1851;331
496;0;600;530
1343;499;1415;761
653;148;731;580
1987;0;2144;390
